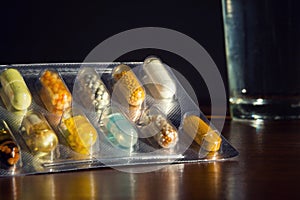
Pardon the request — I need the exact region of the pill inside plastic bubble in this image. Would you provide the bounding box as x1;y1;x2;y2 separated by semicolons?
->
38;69;72;115
112;64;146;107
100;107;138;150
0;120;20;168
142;56;177;99
152;115;178;148
182;115;222;152
21;111;59;155
0;68;32;111
58;108;98;155
0;62;239;176
138;107;178;149
73;67;111;124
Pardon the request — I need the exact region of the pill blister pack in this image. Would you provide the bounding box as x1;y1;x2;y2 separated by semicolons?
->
0;57;238;176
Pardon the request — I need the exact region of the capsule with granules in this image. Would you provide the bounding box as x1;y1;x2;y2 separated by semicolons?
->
182;115;222;152
0;121;20;168
153;115;178;148
142;57;176;99
21;111;58;154
58;108;98;155
112;64;145;107
75;67;110;123
101;108;138;150
38;69;72;115
142;114;178;148
0;68;32;111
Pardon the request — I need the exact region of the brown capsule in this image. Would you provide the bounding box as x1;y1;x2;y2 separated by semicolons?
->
0;121;20;167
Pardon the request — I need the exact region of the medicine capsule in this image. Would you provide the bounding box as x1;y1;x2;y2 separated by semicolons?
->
58;109;98;155
182;115;222;152
0;68;32;111
21;111;58;154
76;68;110;122
151;115;178;148
101;109;138;149
0;121;20;168
112;64;145;107
143;57;176;99
39;69;72;115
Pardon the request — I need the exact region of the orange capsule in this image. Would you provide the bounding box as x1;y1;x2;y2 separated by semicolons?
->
38;69;72;115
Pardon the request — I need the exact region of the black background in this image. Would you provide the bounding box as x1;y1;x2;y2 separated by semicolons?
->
0;0;228;112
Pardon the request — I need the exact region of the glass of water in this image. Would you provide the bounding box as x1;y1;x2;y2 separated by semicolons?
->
222;0;300;120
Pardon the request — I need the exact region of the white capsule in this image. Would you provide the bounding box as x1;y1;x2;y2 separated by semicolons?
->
143;57;177;99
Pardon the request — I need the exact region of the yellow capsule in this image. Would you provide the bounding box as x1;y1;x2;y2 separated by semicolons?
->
0;68;32;111
21;111;58;154
182;115;222;152
58;108;98;155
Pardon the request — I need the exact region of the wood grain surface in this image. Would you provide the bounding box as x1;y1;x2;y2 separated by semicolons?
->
1;119;300;199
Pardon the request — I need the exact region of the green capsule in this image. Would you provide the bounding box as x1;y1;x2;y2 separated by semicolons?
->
0;68;32;110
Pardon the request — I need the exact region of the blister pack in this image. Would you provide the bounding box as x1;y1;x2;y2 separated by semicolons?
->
0;57;238;176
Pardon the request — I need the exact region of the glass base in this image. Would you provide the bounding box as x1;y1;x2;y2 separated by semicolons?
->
229;97;300;120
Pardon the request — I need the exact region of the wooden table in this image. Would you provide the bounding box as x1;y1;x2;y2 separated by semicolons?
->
1;119;300;199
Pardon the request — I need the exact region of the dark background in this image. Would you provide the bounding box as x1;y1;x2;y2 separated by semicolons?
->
0;0;228;113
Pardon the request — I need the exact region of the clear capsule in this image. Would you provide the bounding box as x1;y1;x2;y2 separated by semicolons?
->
182;115;222;152
21;111;58;154
112;64;146;122
112;64;145;106
141;114;178;149
0;120;20;168
101;108;138;150
58;108;98;155
142;57;176;99
153;115;178;148
75;67;111;122
0;68;32;111
38;69;72;115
